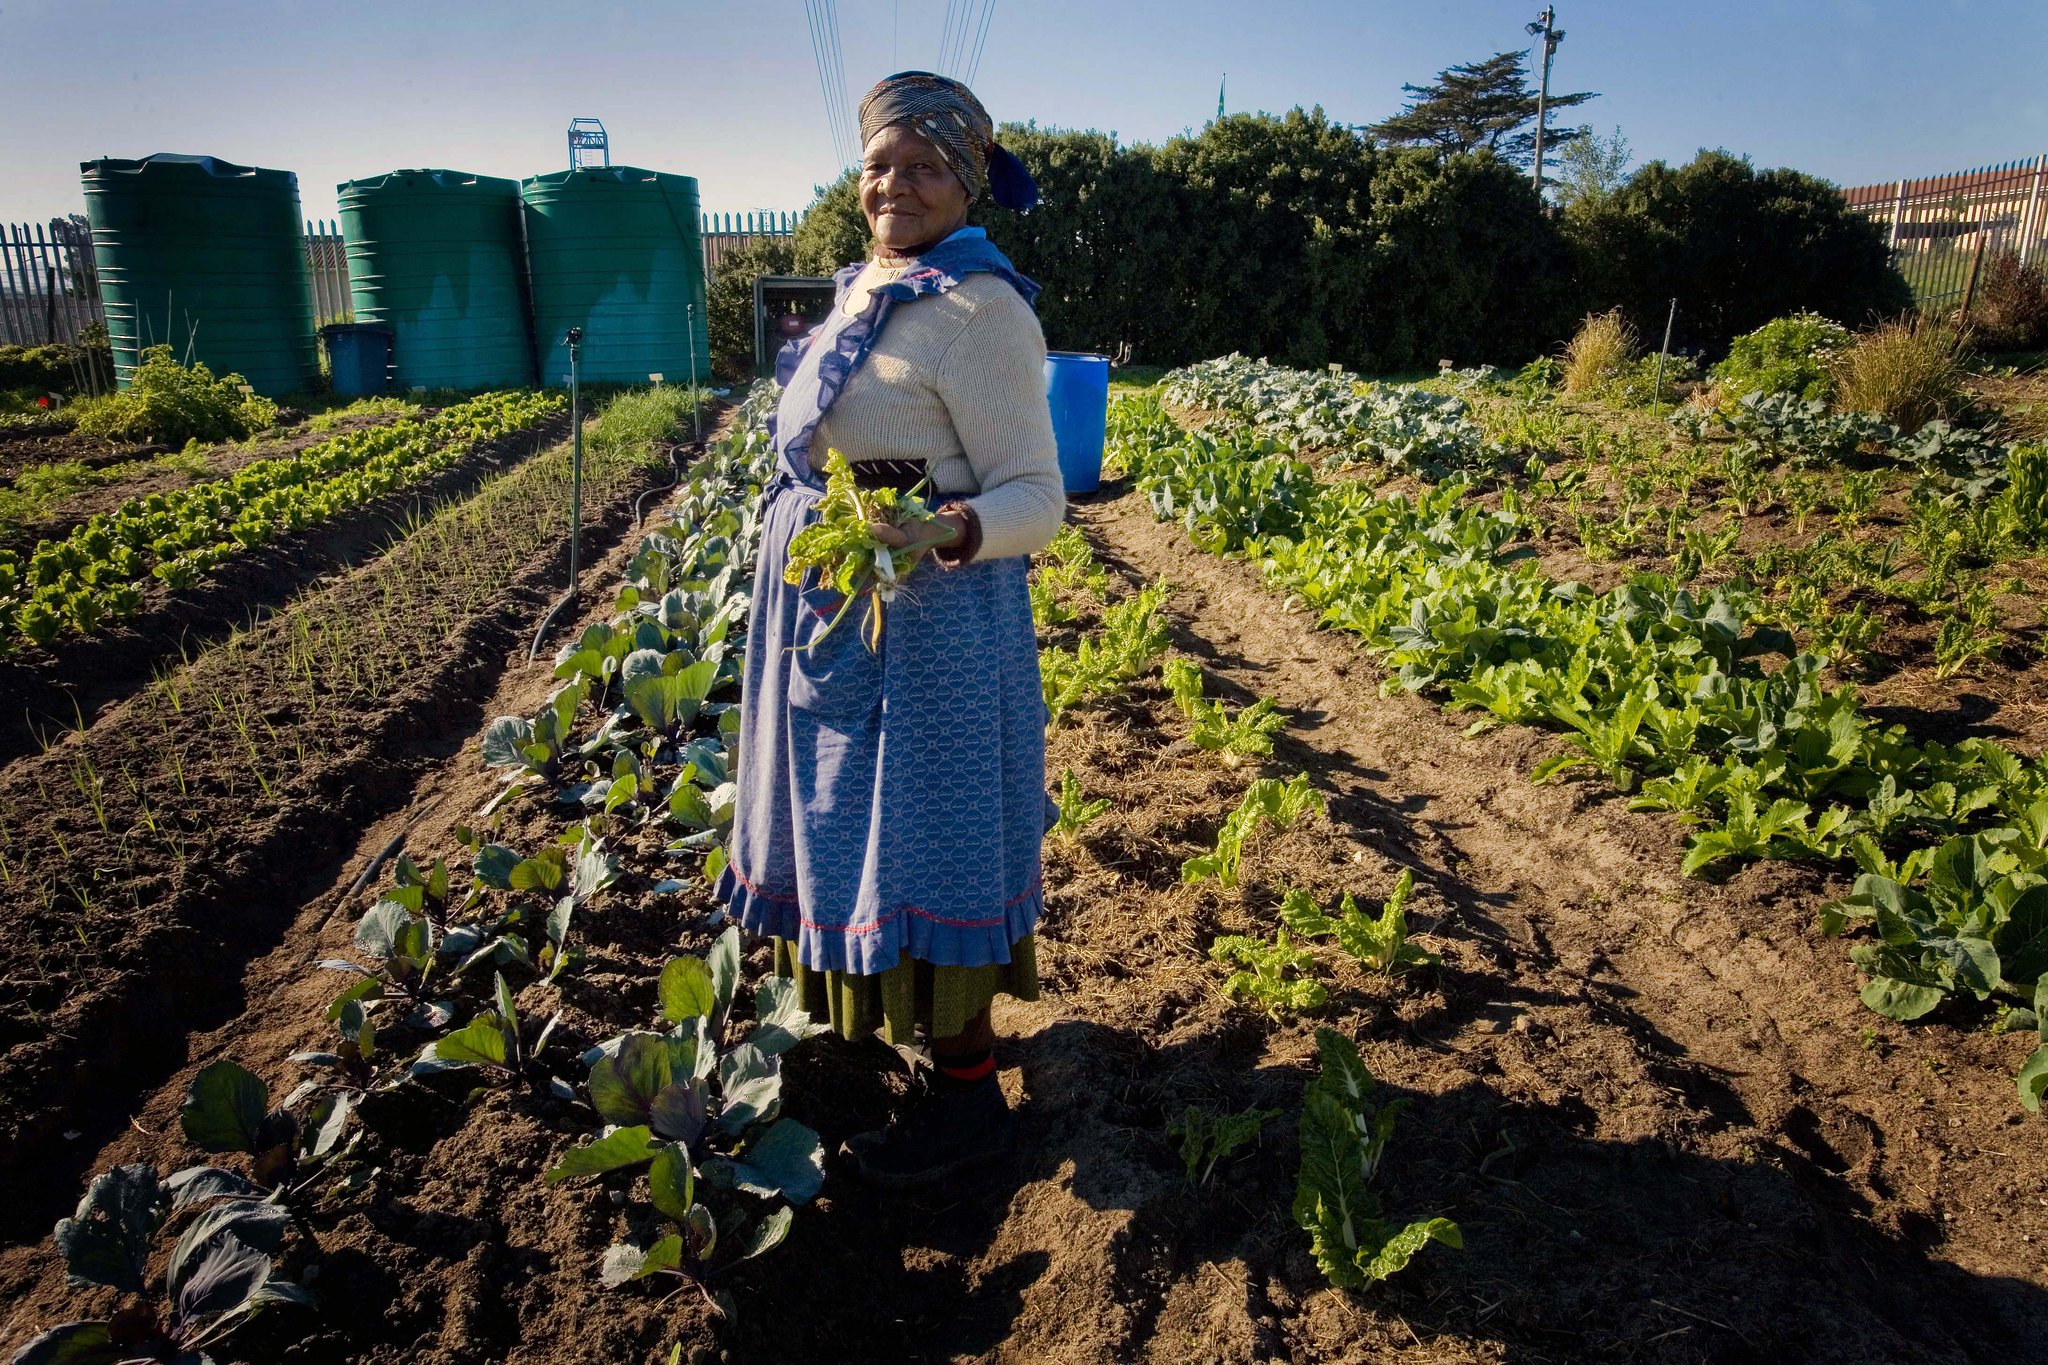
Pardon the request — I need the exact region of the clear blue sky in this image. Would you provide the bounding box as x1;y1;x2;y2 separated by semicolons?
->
3;0;2042;226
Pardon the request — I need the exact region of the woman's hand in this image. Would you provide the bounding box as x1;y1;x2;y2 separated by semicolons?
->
869;509;967;567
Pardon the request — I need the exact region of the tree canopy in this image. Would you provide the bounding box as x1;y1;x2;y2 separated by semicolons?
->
1366;50;1594;166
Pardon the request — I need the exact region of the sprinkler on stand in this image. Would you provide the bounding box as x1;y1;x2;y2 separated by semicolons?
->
529;326;585;660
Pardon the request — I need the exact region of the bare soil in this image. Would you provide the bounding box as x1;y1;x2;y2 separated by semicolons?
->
0;410;563;766
5;480;2045;1365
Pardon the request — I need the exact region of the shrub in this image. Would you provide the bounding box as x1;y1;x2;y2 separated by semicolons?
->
1828;318;1967;431
1561;309;1640;395
1564;149;1913;356
73;345;279;445
1968;251;2048;353
0;339;111;397
790;111;1577;372
706;236;798;382
1711;312;1852;403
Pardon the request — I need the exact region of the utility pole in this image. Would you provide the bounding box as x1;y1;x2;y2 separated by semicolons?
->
1527;7;1563;200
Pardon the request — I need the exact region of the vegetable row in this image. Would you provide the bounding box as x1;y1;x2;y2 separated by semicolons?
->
0;388;564;651
1121;366;2048;1110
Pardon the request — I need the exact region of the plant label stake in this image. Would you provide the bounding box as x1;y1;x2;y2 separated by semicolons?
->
1653;298;1676;414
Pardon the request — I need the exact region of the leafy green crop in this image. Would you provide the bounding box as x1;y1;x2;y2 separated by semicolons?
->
1182;773;1325;887
1293;1028;1460;1289
5;387;560;649
1209;929;1327;1014
1042;581;1172;724
1168;1104;1282;1184
548;927;829;1304
1279;872;1439;974
783;448;944;651
73;344;278;445
15;1159;315;1365
1050;768;1111;843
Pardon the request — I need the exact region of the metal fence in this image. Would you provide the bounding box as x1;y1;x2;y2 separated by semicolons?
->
0;216;102;347
305;220;350;328
1843;153;2048;309
3;208;798;352
702;210;797;281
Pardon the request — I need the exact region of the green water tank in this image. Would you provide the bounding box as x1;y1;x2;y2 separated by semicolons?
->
520;166;708;386
80;153;317;396
337;169;534;391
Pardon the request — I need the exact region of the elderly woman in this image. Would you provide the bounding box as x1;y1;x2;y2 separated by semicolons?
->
715;71;1061;1187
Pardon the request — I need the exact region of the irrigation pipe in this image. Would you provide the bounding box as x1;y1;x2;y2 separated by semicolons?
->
530;328;585;660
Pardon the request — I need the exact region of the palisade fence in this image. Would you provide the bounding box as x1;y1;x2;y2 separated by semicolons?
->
701;210;797;281
3;209;799;351
0;217;101;349
1843;153;2048;310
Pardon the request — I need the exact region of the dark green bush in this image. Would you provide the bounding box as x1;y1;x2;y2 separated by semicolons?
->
791;110;1577;373
707;236;799;382
73;345;278;445
1563;149;1913;357
0;340;110;396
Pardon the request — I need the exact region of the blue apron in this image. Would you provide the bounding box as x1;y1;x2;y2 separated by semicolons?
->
715;230;1051;974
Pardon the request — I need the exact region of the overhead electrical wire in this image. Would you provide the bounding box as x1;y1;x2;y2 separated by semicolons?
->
966;0;997;87
937;0;961;76
803;0;857;168
825;0;856;163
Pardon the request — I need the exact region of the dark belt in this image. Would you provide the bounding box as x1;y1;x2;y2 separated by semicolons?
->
849;458;931;493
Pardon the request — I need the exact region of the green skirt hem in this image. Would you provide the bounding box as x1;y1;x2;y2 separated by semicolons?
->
771;935;1040;1044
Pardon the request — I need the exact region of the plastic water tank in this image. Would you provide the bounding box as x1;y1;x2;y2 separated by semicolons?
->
80;153;318;396
1045;351;1111;496
520;166;709;386
337;169;534;391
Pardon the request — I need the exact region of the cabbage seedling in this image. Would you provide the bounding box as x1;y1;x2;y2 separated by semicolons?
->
14;1161;315;1365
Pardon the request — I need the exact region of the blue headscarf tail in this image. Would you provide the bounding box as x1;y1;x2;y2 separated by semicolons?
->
988;145;1039;213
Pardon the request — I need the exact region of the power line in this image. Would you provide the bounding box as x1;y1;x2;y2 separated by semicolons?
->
802;0;842;166
944;0;977;77
937;0;960;75
966;0;997;87
825;0;857;163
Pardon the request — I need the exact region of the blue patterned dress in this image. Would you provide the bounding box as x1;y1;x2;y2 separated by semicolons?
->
715;230;1050;1041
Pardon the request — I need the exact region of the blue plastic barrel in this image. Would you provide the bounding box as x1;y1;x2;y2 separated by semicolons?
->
323;323;392;396
1044;350;1110;496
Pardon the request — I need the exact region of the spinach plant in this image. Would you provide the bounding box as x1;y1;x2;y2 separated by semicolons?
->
1168;1104;1282;1185
1279;872;1439;974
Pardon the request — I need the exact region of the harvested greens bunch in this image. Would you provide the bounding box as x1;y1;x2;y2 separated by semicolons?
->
784;449;948;651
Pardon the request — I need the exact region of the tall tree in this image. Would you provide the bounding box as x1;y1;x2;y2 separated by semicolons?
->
1551;124;1632;209
1367;51;1594;166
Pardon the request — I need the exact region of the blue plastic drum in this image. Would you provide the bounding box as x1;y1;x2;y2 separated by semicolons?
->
1044;350;1110;496
322;323;392;396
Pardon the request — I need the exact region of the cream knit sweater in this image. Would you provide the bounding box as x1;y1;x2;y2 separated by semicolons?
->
811;267;1064;563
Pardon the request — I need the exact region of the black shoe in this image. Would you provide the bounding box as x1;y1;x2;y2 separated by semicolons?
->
841;1072;1016;1189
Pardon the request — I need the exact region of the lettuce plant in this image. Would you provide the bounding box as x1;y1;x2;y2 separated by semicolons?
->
1293;1028;1460;1290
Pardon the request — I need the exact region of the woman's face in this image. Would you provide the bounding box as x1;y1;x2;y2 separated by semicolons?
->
860;125;972;253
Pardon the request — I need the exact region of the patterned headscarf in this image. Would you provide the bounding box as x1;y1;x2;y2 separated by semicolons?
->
857;70;1040;212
